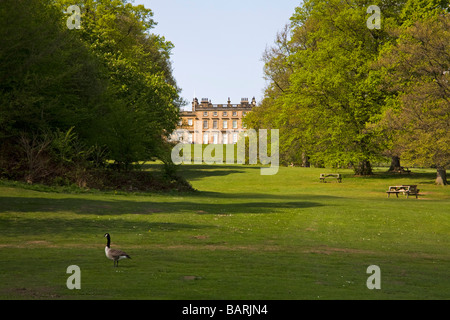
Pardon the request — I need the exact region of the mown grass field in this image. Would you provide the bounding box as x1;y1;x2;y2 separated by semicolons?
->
0;164;449;300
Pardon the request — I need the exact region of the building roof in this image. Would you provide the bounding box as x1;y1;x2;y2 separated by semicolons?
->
181;96;256;114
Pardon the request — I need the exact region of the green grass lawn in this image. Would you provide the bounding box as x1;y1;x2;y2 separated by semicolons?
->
0;164;449;299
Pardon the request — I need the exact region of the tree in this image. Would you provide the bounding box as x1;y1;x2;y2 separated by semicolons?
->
376;13;450;185
244;25;300;166
247;0;450;179
249;0;400;174
0;0;187;187
53;0;183;169
0;0;107;181
0;0;105;138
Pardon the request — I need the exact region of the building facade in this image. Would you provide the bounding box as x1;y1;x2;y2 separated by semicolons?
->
172;97;256;144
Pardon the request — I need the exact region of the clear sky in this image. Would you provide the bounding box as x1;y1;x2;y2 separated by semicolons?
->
134;0;301;110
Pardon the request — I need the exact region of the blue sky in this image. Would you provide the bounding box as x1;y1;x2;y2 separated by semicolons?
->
135;0;301;109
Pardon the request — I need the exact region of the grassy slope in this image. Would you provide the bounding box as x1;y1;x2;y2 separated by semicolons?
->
0;165;448;299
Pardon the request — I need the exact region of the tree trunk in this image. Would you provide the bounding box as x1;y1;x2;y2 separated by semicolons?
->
435;167;448;185
388;156;401;172
355;160;373;176
301;152;310;167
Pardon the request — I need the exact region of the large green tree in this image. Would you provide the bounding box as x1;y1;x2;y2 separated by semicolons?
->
247;0;449;179
376;13;450;185
0;0;184;182
54;0;182;168
0;0;105;139
248;0;403;174
0;0;107;181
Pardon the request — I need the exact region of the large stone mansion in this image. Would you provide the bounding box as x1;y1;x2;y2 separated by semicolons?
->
171;97;256;144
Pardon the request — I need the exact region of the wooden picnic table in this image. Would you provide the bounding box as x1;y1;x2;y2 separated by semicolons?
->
320;173;342;183
386;185;420;198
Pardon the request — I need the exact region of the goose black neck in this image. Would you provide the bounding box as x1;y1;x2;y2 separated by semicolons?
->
105;234;110;248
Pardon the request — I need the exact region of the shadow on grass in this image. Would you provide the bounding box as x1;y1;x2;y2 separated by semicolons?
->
177;164;261;182
142;163;262;180
191;191;341;201
0;194;324;216
0;217;211;237
360;171;437;185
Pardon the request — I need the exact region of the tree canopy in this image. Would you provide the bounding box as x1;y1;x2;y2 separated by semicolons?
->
0;0;187;189
245;0;449;183
375;13;450;184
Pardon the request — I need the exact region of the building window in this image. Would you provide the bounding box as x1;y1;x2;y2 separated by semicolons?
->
203;120;208;129
213;120;218;129
203;133;208;144
223;120;228;129
213;111;218;117
232;120;237;129
188;119;193;126
188;133;193;143
223;111;227;116
223;133;228;144
232;111;237;116
203;111;208;117
178;120;182;126
233;133;238;144
213;132;218;144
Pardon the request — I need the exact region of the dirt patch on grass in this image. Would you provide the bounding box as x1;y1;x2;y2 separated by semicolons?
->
304;245;376;255
157;243;282;252
1;286;63;299
191;235;210;240
0;240;58;248
26;240;54;246
0;241;100;249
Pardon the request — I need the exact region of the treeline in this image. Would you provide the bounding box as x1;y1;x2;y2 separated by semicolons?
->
245;0;449;184
0;0;191;191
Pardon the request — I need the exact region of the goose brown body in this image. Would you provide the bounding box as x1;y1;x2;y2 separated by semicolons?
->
104;233;131;267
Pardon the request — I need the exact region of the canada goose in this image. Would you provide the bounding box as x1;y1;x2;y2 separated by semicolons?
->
104;233;131;267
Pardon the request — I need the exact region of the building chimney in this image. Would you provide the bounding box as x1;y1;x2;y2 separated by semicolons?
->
192;97;198;111
200;98;209;107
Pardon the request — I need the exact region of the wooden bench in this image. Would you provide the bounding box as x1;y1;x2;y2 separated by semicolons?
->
320;173;342;183
386;185;420;198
